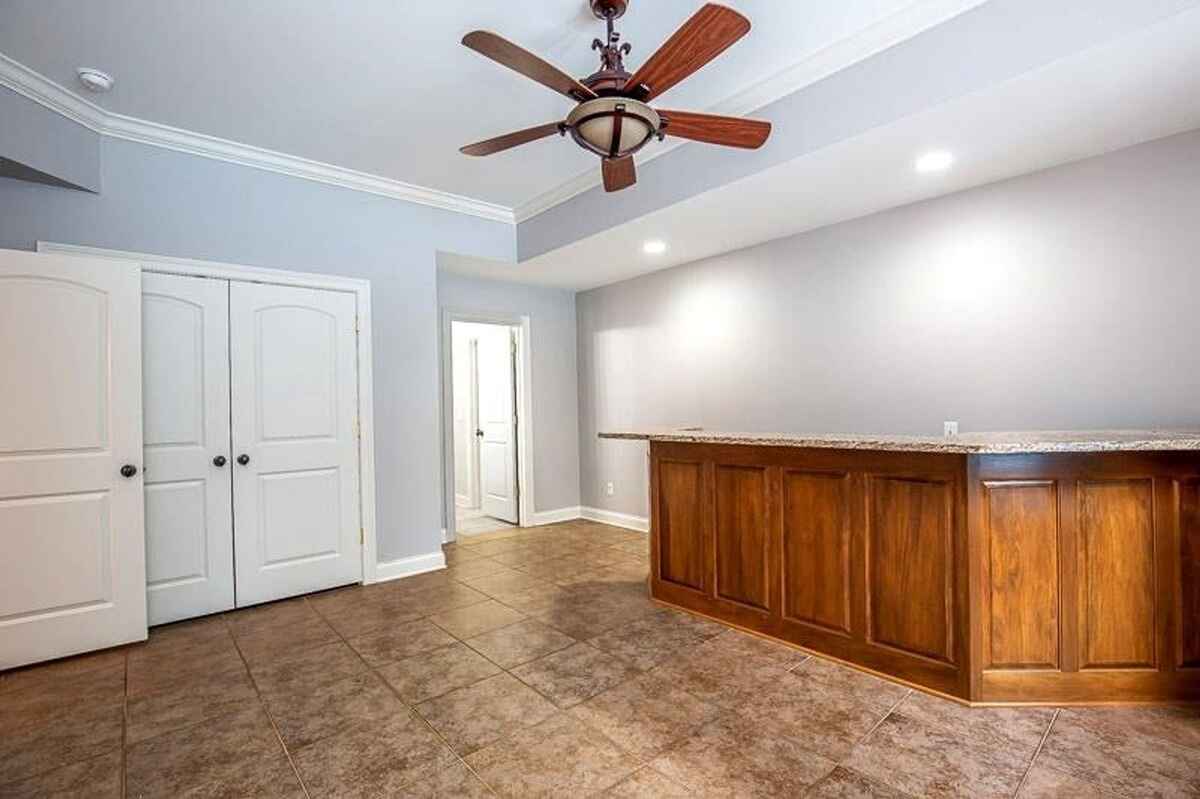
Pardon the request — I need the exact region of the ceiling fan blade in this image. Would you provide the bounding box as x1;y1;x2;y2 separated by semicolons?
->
624;4;750;102
463;31;597;102
658;110;771;149
461;123;563;157
602;156;637;192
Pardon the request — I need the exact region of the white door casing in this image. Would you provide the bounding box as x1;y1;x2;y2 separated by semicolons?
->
230;281;362;605
141;273;235;625
477;326;518;524
0;250;146;669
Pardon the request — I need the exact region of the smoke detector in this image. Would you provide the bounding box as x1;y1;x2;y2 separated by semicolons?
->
76;68;114;93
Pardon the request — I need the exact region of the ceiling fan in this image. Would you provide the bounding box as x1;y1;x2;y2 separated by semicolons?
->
460;0;772;192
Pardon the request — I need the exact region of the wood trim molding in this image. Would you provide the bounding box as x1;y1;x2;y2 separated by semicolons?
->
37;241;382;585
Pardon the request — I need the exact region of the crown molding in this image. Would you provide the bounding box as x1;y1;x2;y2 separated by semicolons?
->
0;51;515;223
512;0;991;224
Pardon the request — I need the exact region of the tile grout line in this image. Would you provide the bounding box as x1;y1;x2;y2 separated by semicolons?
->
307;590;502;797
224;609;314;799
837;687;913;767
1011;707;1060;799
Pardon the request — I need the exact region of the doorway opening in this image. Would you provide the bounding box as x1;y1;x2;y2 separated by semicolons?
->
449;319;524;539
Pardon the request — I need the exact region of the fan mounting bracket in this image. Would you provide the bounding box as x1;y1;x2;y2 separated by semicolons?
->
589;0;628;21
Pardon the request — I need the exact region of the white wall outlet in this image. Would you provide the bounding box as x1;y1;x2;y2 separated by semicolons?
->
604;481;615;497
944;421;959;438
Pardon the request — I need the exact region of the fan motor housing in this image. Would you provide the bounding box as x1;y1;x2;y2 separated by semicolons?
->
590;0;628;20
566;97;660;158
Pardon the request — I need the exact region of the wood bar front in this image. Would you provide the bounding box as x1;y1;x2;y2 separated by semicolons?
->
647;441;1200;705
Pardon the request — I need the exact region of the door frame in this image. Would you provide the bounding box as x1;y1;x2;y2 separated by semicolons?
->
440;309;533;543
37;241;381;584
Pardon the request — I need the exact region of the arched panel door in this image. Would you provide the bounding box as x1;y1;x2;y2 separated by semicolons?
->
229;281;361;606
0;249;145;669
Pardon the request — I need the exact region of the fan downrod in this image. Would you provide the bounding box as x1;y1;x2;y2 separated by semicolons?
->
589;0;628;21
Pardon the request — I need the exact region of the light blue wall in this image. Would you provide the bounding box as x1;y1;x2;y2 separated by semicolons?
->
0;86;100;191
518;0;1200;260
0;132;516;564
436;270;581;530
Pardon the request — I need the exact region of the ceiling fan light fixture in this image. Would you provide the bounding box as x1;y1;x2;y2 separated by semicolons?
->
566;97;660;158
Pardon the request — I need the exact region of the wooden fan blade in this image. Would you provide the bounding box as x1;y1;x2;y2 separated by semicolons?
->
602;156;637;192
463;31;597;102
461;123;562;156
624;4;750;102
659;110;771;149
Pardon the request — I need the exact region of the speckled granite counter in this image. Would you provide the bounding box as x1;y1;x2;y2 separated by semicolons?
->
599;428;1200;453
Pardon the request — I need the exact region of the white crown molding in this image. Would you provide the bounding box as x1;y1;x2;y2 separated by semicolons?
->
0;51;515;223
511;0;991;224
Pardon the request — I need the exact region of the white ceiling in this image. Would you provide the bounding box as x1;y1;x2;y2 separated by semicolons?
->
0;0;965;209
441;5;1200;289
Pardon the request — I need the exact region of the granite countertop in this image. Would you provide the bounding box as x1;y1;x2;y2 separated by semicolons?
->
598;428;1200;454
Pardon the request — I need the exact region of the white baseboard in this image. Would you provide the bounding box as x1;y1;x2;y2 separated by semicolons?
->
373;550;446;584
526;506;582;526
581;506;650;533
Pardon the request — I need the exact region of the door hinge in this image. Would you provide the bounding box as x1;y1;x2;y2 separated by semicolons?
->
353;417;360;438
360;527;365;545
355;315;360;333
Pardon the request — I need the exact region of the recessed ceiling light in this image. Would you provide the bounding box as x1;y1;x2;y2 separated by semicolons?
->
643;240;667;255
915;151;954;173
76;68;114;93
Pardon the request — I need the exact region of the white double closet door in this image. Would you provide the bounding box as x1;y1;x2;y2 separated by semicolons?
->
144;273;362;624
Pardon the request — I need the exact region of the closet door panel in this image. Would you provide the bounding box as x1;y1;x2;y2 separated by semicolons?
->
230;282;361;606
141;273;234;625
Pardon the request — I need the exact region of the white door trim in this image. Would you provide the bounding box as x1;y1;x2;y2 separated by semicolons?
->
440;310;534;543
37;241;381;584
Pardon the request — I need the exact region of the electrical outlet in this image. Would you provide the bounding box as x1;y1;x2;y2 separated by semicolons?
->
604;481;615;497
944;421;959;438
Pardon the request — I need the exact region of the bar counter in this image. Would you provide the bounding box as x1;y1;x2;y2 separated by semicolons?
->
602;428;1200;704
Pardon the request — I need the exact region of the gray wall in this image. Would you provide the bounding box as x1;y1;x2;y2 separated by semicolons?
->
577;129;1200;518
0;130;515;564
437;271;581;529
0;87;100;191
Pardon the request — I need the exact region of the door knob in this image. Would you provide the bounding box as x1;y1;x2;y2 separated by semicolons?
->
236;454;250;466
475;429;484;438
120;464;138;478
213;455;227;467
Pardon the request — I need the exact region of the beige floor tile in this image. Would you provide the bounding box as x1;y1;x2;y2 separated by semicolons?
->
430;599;526;640
444;557;515;581
126;668;260;744
571;672;721;759
843;711;1035;798
466;619;577;668
0;749;123;799
233;613;340;666
510;643;640;709
807;766;916;798
263;671;408;750
308;589;423;639
346;618;458;667
459;571;548;602
603;766;692;798
465;713;641;798
416;673;558;755
0;648;127;697
1036;707;1200;797
376;642;502;704
586;609;724;671
1017;763;1117;798
125;706;287;797
896;688;1054;754
290;710;456;797
247;640;369;696
651;713;837;796
401;760;494;798
402;581;492;615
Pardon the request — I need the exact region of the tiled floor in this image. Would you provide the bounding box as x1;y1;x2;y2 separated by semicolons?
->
3;520;1199;798
455;506;518;537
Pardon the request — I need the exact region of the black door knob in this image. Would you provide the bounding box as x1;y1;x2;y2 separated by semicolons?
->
213;455;227;467
236;454;250;466
120;464;138;478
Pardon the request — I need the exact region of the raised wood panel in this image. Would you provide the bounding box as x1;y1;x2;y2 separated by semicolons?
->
982;482;1060;670
657;459;707;593
713;465;771;610
868;476;955;664
781;470;851;634
1077;479;1156;670
1179;479;1200;669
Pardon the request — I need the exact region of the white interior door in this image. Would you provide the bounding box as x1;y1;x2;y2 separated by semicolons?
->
477;326;518;524
0;249;146;669
141;273;234;625
230;281;361;606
